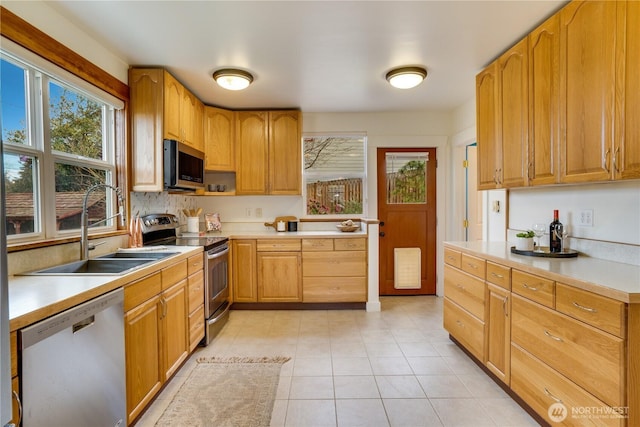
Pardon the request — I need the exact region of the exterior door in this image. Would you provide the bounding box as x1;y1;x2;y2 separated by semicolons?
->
377;148;437;295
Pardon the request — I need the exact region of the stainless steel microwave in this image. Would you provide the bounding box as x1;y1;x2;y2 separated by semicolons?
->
163;139;205;191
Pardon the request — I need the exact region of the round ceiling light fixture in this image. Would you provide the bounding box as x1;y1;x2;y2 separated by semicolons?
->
212;68;254;91
385;66;427;89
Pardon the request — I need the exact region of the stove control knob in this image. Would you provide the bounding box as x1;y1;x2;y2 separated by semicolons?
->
144;220;151;226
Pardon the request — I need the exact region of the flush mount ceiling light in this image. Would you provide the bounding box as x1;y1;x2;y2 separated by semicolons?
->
212;68;253;91
385;66;427;89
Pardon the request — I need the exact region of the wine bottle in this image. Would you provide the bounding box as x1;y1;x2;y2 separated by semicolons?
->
549;209;563;253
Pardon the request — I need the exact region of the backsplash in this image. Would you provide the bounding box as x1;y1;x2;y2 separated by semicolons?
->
129;191;197;221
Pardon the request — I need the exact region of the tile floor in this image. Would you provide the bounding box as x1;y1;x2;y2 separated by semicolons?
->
136;296;540;426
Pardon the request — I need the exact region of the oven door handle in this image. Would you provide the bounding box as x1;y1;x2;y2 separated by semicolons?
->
207;247;229;260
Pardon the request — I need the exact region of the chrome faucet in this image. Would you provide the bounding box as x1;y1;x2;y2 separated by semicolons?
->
80;184;126;260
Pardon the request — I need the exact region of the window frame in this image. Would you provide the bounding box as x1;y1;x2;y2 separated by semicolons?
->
302;133;368;218
2;37;123;244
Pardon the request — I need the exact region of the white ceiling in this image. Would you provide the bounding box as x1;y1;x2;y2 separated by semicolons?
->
48;0;567;113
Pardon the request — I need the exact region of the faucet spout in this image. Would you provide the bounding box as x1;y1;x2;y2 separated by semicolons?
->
80;184;126;260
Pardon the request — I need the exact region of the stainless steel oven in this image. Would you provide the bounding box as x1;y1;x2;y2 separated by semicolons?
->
204;242;230;344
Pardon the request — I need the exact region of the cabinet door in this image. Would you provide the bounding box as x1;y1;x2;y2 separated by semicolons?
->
498;38;528;188
486;284;510;384
614;0;640;180
193;97;204;152
559;0;617;183
268;110;301;194
257;252;302;302
125;295;162;423
163;71;182;142
181;88;198;148
236;111;268;194
129;68;164;192
162;279;188;381
476;62;500;190
232;240;257;302
204;106;236;171
528;14;560;186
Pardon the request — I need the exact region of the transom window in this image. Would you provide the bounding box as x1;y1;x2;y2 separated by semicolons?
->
1;41;123;242
303;134;367;216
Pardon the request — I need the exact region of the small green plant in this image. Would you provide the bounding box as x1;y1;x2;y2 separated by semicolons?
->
516;230;535;238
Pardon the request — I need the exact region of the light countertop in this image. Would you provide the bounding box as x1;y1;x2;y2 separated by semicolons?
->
8;246;202;331
445;241;640;303
196;229;368;239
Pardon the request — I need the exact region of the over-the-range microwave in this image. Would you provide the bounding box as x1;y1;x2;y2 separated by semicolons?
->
163;139;205;191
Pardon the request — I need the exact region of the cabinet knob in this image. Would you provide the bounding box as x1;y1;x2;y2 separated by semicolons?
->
379;232;385;237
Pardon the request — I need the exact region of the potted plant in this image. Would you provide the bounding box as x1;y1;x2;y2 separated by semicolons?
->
515;230;535;251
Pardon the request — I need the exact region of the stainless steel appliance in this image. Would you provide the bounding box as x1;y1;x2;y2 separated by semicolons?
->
163;139;205;191
140;213;229;345
20;288;125;427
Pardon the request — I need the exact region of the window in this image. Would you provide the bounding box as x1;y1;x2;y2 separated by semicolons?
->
1;43;122;242
303;134;367;216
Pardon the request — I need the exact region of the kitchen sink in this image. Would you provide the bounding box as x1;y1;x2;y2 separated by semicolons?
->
21;258;158;276
96;251;178;260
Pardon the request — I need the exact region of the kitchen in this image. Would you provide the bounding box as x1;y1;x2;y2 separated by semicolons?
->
1;1;640;426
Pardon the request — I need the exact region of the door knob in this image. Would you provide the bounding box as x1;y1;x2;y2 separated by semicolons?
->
379;221;385;227
379;232;385;237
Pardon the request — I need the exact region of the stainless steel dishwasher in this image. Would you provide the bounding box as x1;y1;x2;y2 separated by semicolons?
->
20;288;126;427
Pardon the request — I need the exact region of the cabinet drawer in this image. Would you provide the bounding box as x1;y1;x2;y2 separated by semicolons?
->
162;260;188;290
511;344;624;427
444;248;462;268
124;272;162;311
10;331;17;378
303;277;366;302
512;269;554;308
511;295;624;407
335;238;366;251
486;261;511;290
443;298;485;361
188;304;205;349
461;253;486;279
257;239;301;252
302;238;334;251
556;283;626;338
187;252;204;276
302;251;366;277
188;269;204;313
444;265;485;320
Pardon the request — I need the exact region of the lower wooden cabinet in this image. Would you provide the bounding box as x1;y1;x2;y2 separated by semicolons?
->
232;239;258;302
257;252;302;302
443;297;485;361
486;283;511;384
187;253;205;351
10;331;20;426
124;256;201;424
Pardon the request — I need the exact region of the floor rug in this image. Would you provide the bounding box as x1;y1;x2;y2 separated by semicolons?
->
155;356;291;427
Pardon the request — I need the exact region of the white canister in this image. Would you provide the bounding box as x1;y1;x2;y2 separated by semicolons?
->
187;217;199;233
276;220;286;232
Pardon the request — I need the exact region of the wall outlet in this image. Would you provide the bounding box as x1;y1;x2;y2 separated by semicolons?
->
255;208;262;218
578;209;593;227
245;208;252;217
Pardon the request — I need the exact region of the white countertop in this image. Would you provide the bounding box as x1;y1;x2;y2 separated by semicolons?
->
8;246;202;331
445;241;640;303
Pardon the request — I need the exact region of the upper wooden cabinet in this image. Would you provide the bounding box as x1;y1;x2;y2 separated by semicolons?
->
129;68;204;191
204;106;235;171
476;0;639;189
614;0;640;180
236;110;301;195
559;0;617;184
528;13;560;186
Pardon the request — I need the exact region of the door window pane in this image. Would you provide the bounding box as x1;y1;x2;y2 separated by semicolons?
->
1;58;28;145
386;152;428;204
55;164;106;231
4;152;38;235
49;81;104;160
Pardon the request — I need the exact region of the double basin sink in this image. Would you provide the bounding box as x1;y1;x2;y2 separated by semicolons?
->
22;251;179;276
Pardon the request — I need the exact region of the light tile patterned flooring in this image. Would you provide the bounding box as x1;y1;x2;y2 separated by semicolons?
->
136;296;540;426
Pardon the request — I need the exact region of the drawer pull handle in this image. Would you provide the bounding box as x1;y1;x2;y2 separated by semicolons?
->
456;320;464;328
522;283;538;292
544;387;563;403
466;263;477;269
503;296;508;317
544;330;563;342
456;284;465;290
572;301;598;313
491;272;504;279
